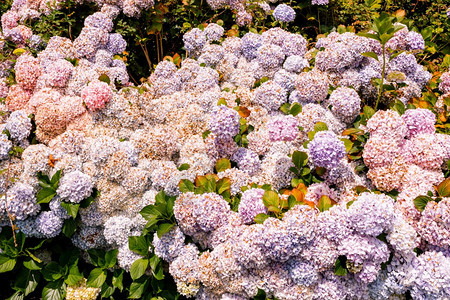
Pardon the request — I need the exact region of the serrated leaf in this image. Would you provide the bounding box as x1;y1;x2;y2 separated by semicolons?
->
361;51;379;61
178;179;195;193
358;32;379;41
98;74;111;84
128;236;150;256
217;98;227;106
130;258;148;280
154;191;166;205
105;249;118;268
237;106;251;118
13;48;26;56
289;103;302;116
128;277;149;299
0;255;16;273
437;178;450;197
318;195;333;212
177;163;190;171
157;223;174;238
60;202;79;219
215;158;231;173
64;265;83;286
112;269;124;292
280;103;290;114
42;262;63;281
413;195;433;212
262;191;279;208
292;151;308;169
86;268;107;288
216;178;231;194
62;218;77;238
23;258;41;270
254;213;270;224
42;280;65;300
314;122;328;132
36;188;56;204
101;282;115;298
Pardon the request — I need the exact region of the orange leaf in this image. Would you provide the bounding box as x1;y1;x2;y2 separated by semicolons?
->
237;106;251;118
291;188;304;203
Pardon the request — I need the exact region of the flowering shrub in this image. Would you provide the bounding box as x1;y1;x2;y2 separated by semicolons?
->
0;1;449;300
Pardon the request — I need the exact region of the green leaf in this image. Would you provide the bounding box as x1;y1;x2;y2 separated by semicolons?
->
314;122;328;132
340;138;353;152
42;280;65;300
202;130;211;139
36;188;56;204
50;170;61;189
358;32;379;41
217;98;227;106
128;277;149;299
62;218;77;238
292;151;308;169
334;256;348;276
148;255;160;272
289;103;302;116
216;178;231;194
23;258;41;270
87;249;106;268
128;236;150;256
130;258;148;280
215;158;231;173
13;48;26;56
262;191;279;208
64;265;83;286
112;269;124;292
437;178;450;198
318;195;333;212
101;282;115;298
363;106;375;120
105;249;118;268
154;191;166;205
8;291;24;300
60;202;80;219
42;262;64;281
279;103;290;114
98;74;111;85
361;51;379;61
177;163;190;171
413;195;433;212
86;268;107;288
157;223;175;238
140;205;162;220
254;213;270;224
178;179;195;193
0;255;16;273
388;50;404;62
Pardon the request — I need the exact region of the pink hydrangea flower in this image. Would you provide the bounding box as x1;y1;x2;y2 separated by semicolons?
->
81;81;112;110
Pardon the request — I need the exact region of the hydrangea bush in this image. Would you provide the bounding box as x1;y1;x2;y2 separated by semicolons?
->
0;1;449;300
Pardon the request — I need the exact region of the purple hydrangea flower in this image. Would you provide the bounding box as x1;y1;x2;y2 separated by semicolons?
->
36;211;63;238
273;4;296;23
183;28;206;53
106;33;127;54
256;44;285;69
208;105;240;140
56;171;93;204
328;87;361;123
401;108;435;138
0;133;12;160
308;130;346;169
238;188;267;224
312;0;329;5
406;31;425;51
283;55;309;73
153;226;186;262
287;259;319;286
267;115;299;142
1;183;39;221
241;32;263;60
231;147;261;175
204;23;224;41
5;110;32;141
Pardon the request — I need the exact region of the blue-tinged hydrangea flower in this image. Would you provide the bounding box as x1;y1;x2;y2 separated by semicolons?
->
283;205;317;246
5;110;32;141
231;147;261;175
267;115;299;142
117;242;143;272
204;23;224;41
273;69;296;92
401;108;435;138
272;4;296;23
169;244;201;297
183;28;206;54
312;0;329;5
417;199;450;248
106;33;127;54
208;105;240;140
338;234;390;267
347;192;395;236
256;44;285;69
103;215;133;246
16;217;44;238
153;226;185;262
71;226;106;250
84;12;113;32
0;133;12;160
294;69;329;103
308;131;346;169
238;188;267;224
49;197;70;220
252;81;287;111
406;251;450;299
1;183;39;221
241;32;263;60
328;87;361;123
283;55;309;73
193;193;230;232
286;259;319;286
406;31;425;51
56;171;93;204
36;211;63;238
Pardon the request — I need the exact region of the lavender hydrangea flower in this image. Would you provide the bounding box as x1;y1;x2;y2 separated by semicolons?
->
241;32;263;60
56;171;93;204
208;105;240;140
193;193;230;232
238;188;267;224
36;211;63;238
153;226;185;262
406;31;425;51
283;55;309;73
308;130;346;169
252;81;287;111
106;33;127;54
312;0;329;5
286;259;319;286
0;133;12;160
328;87;361;123
183;28;206;53
231;148;261;175
204;23;224;41
267;115;299;142
256;44;285;69
5;110;32;141
103;216;133;246
401;108;435;138
273;4;296;23
1;183;39;221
